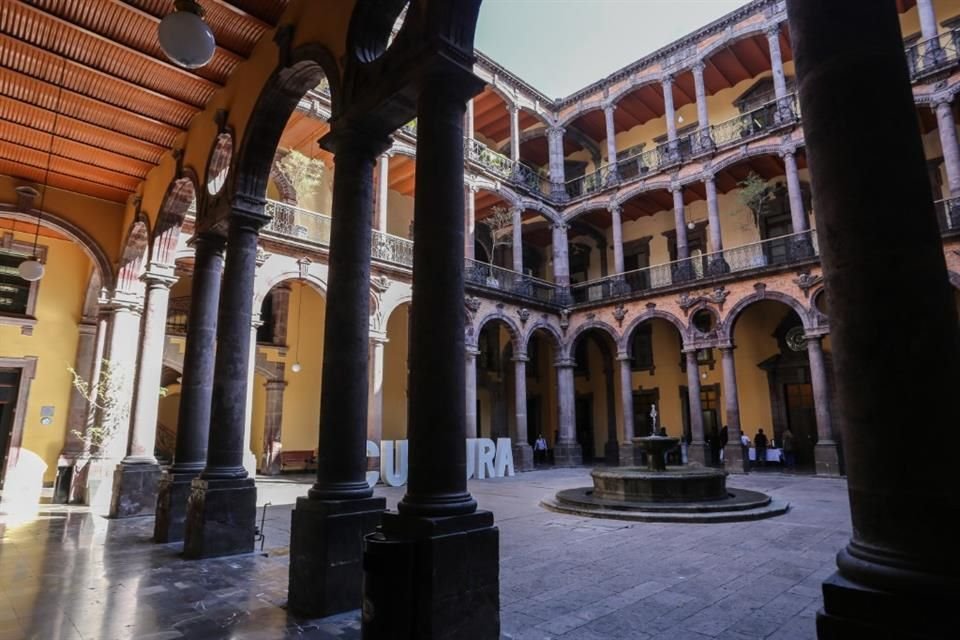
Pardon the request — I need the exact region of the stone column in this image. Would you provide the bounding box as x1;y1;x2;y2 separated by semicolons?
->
766;25;792;120
918;0;939;40
367;336;387;445
183;200;267;560
547;125;567;199
935;100;960;201
63;319;100;457
269;283;291;345
363;60;499;640
261;379;287;476
553;359;582;466
508;103;521;164
465;98;475;139
465;184;477;259
465;348;479;438
684;350;707;465
662;75;679;159
805;335;839;476
551;222;571;304
512;355;533;471
289;127;389;617
617;354;635;466
242;320;259;477
603;104;619;182
788;1;960;636
111;265;177;518
376;154;390;234
692;61;713;151
705;173;728;274
671;184;693;282
782;148;813;257
154;232;225;543
719;345;744;472
511;206;524;274
609;203;625;275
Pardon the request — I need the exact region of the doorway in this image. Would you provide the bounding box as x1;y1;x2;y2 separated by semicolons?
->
784;382;817;466
0;368;23;490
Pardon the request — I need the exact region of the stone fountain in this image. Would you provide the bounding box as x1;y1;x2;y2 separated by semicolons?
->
542;406;788;523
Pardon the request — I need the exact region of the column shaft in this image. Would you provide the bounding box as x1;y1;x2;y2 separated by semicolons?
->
706;175;723;252
662;77;678;147
618;356;635;440
367;338;386;444
172;233;225;474
465;98;475;139
465;350;478;438
720;347;741;441
783;150;810;235
513;357;528;444
767;26;789;105
610;205;625;275
377;154;390;233
398;73;478;518
604;105;619;180
693;62;710;138
548;127;567;198
100;302;142;460
509;104;521;163
465;186;476;259
935;101;960;197
805;337;833;443
917;0;939;40
262;380;286;475
511;206;524;273
311;131;387;501
788;0;960;633
127;269;176;462
672;187;689;260
552;223;571;286
63;320;99;454
203;210;264;479
685;350;707;465
556;363;576;444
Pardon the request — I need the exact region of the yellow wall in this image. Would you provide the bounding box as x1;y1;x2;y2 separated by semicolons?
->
251;373;267;467
731;300;786;441
279;282;326;452
382;304;409;441
387;191;415;239
0;231;92;482
900;0;960;39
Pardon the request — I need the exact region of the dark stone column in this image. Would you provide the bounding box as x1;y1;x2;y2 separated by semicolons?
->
183;200;267;559
154;232;225;543
684;350;708;465
553;359;583;466
288;127;388;618
806;335;840;476
617;354;636;466
362;61;500;640
786;1;960;637
512;355;534;472
719;346;744;473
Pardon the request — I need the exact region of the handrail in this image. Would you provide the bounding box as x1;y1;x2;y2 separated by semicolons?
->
934;196;960;232
465;258;562;305
464;138;551;197
905;29;960;81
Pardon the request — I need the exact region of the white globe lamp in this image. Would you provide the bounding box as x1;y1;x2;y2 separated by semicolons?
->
159;1;216;69
18;259;45;282
291;362;302;374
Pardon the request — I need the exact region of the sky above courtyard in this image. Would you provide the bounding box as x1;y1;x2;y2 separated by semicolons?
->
476;0;752;98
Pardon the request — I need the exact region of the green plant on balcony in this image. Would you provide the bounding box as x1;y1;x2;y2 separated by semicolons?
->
277;149;326;204
478;205;514;286
737;172;773;228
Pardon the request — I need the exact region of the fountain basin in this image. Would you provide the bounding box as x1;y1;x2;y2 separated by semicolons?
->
591;465;728;503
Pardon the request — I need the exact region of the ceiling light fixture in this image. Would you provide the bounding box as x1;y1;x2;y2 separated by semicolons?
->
159;0;216;69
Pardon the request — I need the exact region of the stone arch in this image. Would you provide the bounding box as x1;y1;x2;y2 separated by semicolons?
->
205;131;234;197
253;271;328;311
390;140;417;159
720;288;812;343
949;271;960;290
562;200;614;224
605;74;666;114
520;320;563;354
232;44;342;206
381;294;413;331
708;142;801;177
473;311;523;352
0;204;115;292
116;215;151;296
620;308;687;353
564;319;620;360
152;173;198;267
610;176;675;210
269;152;299;205
697;22;781;69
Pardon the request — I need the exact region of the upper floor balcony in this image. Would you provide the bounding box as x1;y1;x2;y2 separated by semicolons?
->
907;28;960;81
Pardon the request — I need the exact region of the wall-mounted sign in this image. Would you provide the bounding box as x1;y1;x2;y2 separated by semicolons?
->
366;438;515;488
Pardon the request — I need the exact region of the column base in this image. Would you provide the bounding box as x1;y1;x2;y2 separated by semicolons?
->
553;442;583;467
618;443;636;467
687;442;709;466
723;443;746;473
817;572;953;639
814;441;842;477
288;496;386;618
183;477;257;559
512;443;534;472
109;461;161;518
362;510;500;639
153;471;196;543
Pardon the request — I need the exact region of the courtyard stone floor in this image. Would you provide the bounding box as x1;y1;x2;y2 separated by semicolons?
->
0;468;851;640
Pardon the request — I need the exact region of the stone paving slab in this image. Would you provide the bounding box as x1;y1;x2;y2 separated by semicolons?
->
0;469;850;639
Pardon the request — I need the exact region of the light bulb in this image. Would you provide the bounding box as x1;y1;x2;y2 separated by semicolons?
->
291;362;302;373
687;221;695;230
677;115;685;124
18;259;44;282
701;371;707;379
158;1;216;69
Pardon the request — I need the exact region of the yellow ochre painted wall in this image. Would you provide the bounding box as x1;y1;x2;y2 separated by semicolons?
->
279;282;326;453
0;231;92;482
382;303;409;442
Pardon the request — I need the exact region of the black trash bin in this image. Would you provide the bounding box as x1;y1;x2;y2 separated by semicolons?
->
53;463;73;504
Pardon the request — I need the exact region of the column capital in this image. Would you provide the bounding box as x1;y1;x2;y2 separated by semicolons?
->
702;170;716;183
321;124;394;159
230;193;272;230
934;97;955;110
692;59;706;74
669;181;684;195
616;353;632;362
547;125;566;139
660;73;675;87
466;347;481;358
779;145;798;160
554;358;576;369
370;334;390;346
264;379;288;391
718;342;736;353
765;23;782;40
552;220;570;232
511;354;529;363
141;264;178;288
506;102;520;115
607;202;623;216
602;101;617;115
803;331;827;343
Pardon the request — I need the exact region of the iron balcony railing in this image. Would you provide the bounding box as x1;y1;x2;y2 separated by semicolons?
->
934;196;960;232
906;30;960;81
569;229;819;305
263;200;414;268
566;95;800;200
464;138;551;197
465;259;562;305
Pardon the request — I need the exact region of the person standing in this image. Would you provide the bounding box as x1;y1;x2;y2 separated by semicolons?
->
740;430;751;473
534;434;548;466
719;424;729;463
782;427;796;470
754;428;769;469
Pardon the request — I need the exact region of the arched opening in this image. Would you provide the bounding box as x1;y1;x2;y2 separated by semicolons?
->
156;366;182;464
475;319;517;440
524;327;560;465
569;327;620;464
382;302;410;442
730;299;830;471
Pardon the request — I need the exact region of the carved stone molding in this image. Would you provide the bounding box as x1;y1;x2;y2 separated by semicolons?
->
613;304;628;327
793;270;823;297
559;309;570;334
255;247;272;267
464;295;482;324
677;286;730;315
516;308;530;326
371;275;391;294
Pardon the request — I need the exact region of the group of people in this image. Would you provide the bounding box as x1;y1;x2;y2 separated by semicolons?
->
737;426;797;472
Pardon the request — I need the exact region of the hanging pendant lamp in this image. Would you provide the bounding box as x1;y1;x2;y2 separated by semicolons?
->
159;0;216;69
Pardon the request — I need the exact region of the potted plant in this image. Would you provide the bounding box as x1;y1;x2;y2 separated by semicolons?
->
478;205;515;287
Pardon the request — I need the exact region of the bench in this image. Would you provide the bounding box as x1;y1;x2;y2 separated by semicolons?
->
279;450;316;473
